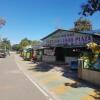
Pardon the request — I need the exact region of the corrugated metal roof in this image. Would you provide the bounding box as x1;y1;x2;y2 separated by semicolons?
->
81;29;100;36
41;29;100;40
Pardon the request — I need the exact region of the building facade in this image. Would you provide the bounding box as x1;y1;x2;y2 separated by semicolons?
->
41;29;100;66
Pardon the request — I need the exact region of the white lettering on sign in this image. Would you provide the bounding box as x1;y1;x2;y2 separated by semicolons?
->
43;31;93;46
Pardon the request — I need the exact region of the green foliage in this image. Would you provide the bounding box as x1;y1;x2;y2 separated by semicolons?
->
12;44;20;51
74;18;92;31
32;40;41;46
18;38;41;50
0;38;11;50
19;38;32;49
80;0;100;16
0;18;6;28
81;51;94;62
81;49;100;70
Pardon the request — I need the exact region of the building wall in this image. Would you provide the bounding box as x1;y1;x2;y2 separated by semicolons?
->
42;48;56;63
41;30;96;63
42;55;56;62
81;69;100;86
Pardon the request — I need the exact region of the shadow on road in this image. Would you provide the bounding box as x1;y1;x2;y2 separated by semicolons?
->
28;62;54;72
64;82;100;99
27;60;100;99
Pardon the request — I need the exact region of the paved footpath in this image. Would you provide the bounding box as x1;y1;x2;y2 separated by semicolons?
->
0;53;51;100
15;53;100;100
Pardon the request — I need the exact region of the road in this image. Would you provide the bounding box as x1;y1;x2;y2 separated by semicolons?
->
0;53;50;100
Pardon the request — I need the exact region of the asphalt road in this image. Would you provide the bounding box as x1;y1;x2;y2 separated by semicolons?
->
0;53;49;100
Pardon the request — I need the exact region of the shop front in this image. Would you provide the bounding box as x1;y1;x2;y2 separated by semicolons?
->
22;46;33;61
41;29;97;67
32;44;43;62
42;47;56;63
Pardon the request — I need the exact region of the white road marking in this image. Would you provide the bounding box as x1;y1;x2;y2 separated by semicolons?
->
14;55;54;100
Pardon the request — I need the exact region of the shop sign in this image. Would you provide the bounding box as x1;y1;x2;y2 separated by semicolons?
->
43;32;93;46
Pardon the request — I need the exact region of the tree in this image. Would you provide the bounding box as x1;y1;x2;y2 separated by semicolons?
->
0;18;6;46
12;44;20;51
1;38;11;50
86;42;100;66
0;18;6;28
19;38;32;49
80;0;100;16
19;38;41;50
31;40;41;46
87;42;100;53
74;17;92;31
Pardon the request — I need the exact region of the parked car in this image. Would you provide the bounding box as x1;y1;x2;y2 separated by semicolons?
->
0;49;6;58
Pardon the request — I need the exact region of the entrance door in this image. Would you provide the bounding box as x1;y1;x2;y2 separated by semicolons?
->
55;47;65;62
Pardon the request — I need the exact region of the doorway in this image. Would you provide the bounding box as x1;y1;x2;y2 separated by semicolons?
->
55;47;65;62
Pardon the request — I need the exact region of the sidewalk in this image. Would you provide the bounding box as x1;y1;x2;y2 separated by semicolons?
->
15;54;100;100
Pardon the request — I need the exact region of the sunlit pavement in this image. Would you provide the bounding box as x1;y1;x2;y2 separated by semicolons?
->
15;53;100;100
0;53;49;100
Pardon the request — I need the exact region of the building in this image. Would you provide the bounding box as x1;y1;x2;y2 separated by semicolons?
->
41;29;100;66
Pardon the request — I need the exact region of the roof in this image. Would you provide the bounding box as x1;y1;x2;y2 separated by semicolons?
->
81;29;100;36
32;44;43;50
41;29;66;40
41;29;100;40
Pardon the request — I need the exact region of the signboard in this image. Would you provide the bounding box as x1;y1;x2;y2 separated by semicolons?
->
42;31;93;47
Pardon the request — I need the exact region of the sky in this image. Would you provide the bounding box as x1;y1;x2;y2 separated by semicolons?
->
0;0;100;44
